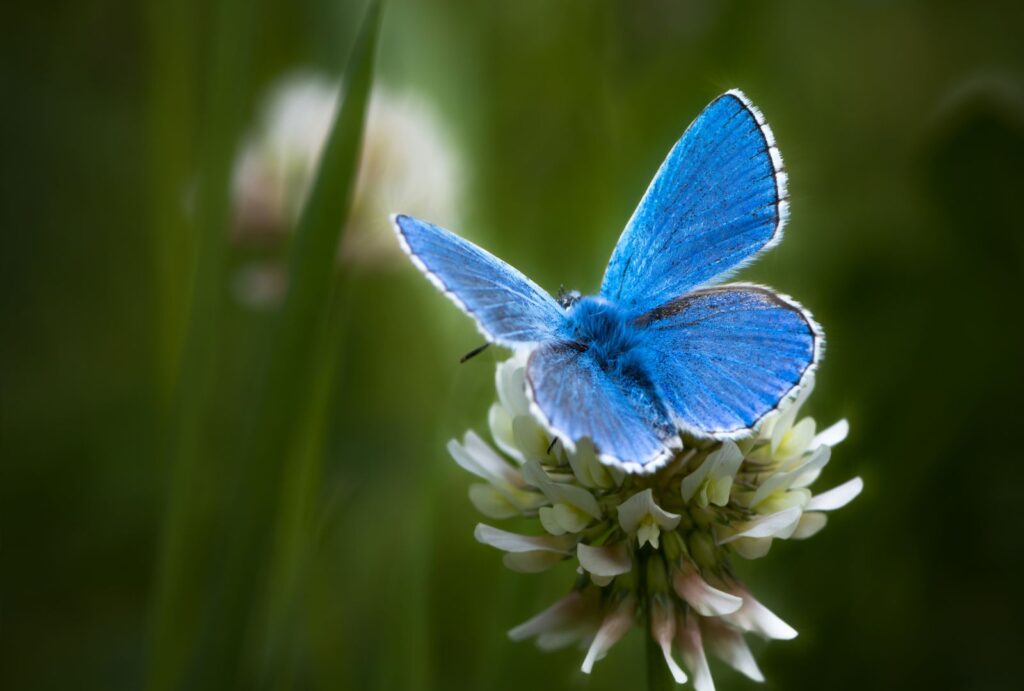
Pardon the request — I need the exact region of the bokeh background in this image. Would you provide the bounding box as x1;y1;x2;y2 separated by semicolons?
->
4;1;1024;690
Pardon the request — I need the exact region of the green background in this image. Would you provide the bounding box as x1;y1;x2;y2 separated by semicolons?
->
4;1;1024;689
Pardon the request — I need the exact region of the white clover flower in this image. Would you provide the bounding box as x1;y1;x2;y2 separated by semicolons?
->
455;355;862;687
230;71;462;306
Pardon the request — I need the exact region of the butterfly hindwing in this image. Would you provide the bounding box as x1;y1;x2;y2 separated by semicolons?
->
393;214;566;346
525;342;676;472
635;284;821;437
601;90;788;310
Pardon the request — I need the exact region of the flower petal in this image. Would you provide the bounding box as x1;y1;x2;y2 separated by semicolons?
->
502;551;565;573
495;354;530;416
513;415;554;461
474;523;575;553
805;477;863;511
681;441;742;505
538;506;567;536
567;439;619;490
468;484;519;519
577;542;632;578
508;591;589;641
676;614;715;691
552;503;591;533
618;488;681;533
702;618;764;682
718;507;802;544
488;403;524;462
747;446;830;509
448;431;517;485
776;416;816;460
812;418;849;449
791;512;828;539
522;461;602;519
725;589;798;640
673;562;743;616
729;537;774;559
788;444;833;487
581;597;635;674
769;377;815;453
651;600;687;684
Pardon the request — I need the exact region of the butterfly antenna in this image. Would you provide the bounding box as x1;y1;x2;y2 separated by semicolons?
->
547;437;559;455
459;342;490;363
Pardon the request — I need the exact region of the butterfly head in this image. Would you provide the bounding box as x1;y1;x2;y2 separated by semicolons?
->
556;286;582;310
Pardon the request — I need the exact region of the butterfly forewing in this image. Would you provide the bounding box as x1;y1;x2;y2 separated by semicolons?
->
393;214;567;346
601;90;788;311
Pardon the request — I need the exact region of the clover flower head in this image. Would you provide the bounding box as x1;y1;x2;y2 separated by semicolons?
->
230;71;462;305
450;354;862;687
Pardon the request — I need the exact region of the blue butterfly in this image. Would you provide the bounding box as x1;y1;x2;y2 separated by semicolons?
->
393;90;822;473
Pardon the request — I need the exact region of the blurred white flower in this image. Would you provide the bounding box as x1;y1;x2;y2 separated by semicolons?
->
451;355;862;686
230;71;462;305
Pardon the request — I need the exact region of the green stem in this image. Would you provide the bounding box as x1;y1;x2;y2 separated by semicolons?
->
641;551;677;691
645;620;676;691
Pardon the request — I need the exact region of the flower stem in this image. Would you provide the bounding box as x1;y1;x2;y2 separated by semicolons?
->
646;624;676;691
641;550;676;690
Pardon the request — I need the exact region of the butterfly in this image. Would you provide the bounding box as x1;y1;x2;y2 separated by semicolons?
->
393;90;822;473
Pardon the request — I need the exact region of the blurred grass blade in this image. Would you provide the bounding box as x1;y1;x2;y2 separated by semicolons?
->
146;0;260;688
196;3;383;689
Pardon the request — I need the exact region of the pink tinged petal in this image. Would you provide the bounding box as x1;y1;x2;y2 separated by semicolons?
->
508;591;588;641
673;563;743;616
676;614;715;691
577;542;632;578
536;630;584;650
618;488;681;533
651;601;687;684
502;551;565;573
718;507;802;544
702;618;764;682
581;598;635;674
813;418;849;449
725;590;798;640
474;523;575;553
805;477;863;511
791;512;828;539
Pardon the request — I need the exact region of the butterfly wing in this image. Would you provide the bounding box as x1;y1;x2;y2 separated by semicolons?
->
633;284;821;437
601;90;788;310
393;214;566;346
525;342;678;473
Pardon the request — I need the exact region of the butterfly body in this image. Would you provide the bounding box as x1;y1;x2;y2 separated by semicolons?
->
564;296;638;368
394;90;822;473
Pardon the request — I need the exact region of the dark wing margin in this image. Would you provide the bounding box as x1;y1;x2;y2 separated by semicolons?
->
393;214;566;347
601;90;789;310
635;284;822;438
